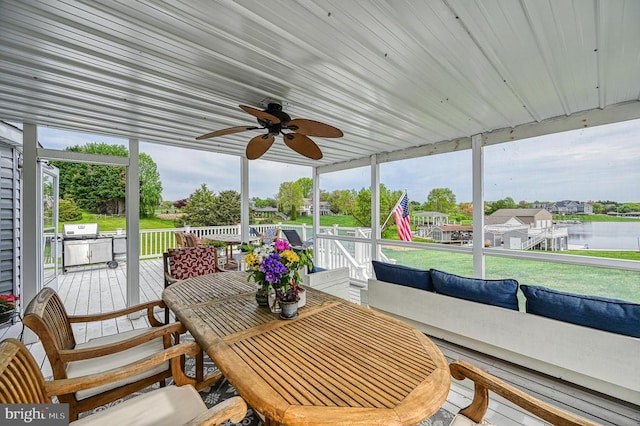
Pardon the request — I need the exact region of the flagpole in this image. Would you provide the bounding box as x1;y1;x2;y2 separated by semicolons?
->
381;189;407;229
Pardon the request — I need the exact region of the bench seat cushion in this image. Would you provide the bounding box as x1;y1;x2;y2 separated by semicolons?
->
71;384;205;426
430;269;519;310
68;328;168;400
521;285;640;337
372;260;433;291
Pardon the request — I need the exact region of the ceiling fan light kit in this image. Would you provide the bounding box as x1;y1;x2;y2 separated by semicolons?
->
196;103;343;160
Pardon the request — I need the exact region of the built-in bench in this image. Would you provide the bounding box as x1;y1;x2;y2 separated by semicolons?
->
365;261;640;405
302;266;350;300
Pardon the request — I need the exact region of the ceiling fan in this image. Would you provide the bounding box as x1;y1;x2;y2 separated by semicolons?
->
196;103;343;160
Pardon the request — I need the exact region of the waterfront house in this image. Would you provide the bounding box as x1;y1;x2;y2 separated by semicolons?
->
532;200;594;215
1;1;639;423
484;208;568;250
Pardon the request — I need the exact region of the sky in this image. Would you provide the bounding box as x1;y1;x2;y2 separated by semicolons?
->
30;118;640;204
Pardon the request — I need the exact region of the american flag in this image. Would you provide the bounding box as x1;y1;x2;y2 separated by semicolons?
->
393;192;412;241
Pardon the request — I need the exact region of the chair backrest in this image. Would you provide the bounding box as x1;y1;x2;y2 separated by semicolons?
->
23;287;76;379
282;229;305;247
184;232;200;247
166;247;221;281
174;231;187;248
262;227;281;243
0;338;51;404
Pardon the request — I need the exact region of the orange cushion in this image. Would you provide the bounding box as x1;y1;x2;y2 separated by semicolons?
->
167;247;218;280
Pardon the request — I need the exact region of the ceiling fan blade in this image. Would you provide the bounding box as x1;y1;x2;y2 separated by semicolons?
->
195;126;259;140
286;119;343;138
283;133;323;160
239;105;281;124
246;134;275;160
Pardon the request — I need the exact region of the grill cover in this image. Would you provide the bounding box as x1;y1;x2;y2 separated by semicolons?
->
63;223;99;239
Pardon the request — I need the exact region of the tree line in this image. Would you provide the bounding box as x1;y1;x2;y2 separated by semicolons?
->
54;143;638;228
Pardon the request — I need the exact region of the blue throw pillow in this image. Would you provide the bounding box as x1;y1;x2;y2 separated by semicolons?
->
371;261;433;291
521;285;640;337
430;269;519;310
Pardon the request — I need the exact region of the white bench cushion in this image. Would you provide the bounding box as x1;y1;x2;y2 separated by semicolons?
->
70;385;205;426
67;328;168;400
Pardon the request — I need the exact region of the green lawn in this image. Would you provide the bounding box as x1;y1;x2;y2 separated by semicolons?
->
59;211;176;232
285;215;360;227
382;247;640;304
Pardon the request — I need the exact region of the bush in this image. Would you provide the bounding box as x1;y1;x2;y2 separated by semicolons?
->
59;199;83;221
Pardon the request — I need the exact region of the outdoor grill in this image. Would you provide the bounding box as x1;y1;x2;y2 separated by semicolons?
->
62;223;118;272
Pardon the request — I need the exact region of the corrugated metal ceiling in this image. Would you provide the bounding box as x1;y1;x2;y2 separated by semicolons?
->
0;0;639;167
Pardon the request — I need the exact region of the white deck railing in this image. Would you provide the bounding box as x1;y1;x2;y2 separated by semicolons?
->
46;224;378;281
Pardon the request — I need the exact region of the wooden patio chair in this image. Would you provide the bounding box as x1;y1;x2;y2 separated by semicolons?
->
251;226;281;244
175;231;187;248
185;232;202;247
449;360;597;426
23;288;220;421
0;338;247;426
163;247;225;321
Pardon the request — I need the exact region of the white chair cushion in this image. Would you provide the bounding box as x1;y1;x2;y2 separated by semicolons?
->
70;385;206;426
449;414;493;426
68;328;169;400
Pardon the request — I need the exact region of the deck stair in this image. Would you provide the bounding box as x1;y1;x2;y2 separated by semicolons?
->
522;230;547;250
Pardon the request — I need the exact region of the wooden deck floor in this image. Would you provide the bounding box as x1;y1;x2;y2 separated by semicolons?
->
2;258;638;425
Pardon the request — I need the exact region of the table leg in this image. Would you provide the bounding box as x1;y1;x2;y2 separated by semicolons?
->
225;242;238;269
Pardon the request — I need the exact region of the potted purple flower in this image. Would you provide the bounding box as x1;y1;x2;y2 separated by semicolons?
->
246;239;313;318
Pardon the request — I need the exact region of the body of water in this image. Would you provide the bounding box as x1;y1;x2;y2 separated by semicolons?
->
566;221;640;250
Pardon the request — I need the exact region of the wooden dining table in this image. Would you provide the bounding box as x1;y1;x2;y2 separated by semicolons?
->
201;234;260;269
162;271;451;426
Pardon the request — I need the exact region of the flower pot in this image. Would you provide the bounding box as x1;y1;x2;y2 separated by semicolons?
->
255;288;269;307
279;300;298;319
297;288;306;308
0;309;15;325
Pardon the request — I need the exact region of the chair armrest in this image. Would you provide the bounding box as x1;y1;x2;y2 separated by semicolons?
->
449;360;597;426
165;272;179;285
68;299;166;326
58;322;187;362
184;396;248;426
44;341;201;397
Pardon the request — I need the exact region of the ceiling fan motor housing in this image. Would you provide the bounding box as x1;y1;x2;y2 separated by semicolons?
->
259;103;292;132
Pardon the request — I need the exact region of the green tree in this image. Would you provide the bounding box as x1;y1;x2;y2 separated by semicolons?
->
252;197;277;208
423;188;457;214
58;199;82;221
327;189;357;215
278;181;303;220
212;190;241;225
53;143;162;217
590;202;604;214
296;177;313;198
485;197;517;215
139;152;163;217
182;184;216;226
352;185;403;230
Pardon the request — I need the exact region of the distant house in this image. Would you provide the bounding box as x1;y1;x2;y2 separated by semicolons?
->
531;200;593;215
484;208;567;250
412;211;449;226
299;198;333;216
431;225;473;244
